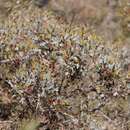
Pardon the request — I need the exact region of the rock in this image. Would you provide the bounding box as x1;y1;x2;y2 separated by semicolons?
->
33;0;50;7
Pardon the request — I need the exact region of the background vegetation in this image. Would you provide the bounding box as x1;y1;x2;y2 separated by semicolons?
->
0;0;130;130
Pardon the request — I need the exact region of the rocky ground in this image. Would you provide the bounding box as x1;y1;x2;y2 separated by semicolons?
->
0;0;130;130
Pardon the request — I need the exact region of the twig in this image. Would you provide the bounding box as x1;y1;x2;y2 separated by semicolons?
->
98;110;120;128
0;121;13;124
98;111;113;122
5;80;23;96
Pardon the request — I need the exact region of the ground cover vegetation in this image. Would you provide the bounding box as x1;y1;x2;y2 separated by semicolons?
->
0;0;130;130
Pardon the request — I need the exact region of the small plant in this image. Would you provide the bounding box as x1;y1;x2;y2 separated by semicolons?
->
19;119;39;130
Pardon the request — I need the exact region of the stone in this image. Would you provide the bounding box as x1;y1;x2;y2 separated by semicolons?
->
33;0;50;7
